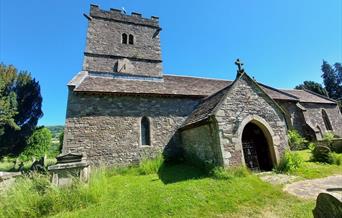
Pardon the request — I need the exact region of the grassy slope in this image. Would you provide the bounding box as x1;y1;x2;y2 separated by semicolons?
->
291;150;342;179
51;164;313;218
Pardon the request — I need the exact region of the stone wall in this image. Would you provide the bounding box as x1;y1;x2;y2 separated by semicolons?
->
83;5;162;77
181;121;222;168
214;75;289;167
63;90;199;165
301;103;342;137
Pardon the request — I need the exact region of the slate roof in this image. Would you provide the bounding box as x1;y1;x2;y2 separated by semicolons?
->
73;74;229;97
71;72;299;101
280;89;336;104
181;85;231;127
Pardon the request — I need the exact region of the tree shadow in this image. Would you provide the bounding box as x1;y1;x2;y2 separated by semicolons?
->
157;161;208;184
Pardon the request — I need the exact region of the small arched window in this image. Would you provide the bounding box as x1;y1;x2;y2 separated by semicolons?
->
129;34;134;44
122;33;128;44
141;117;151;146
322;109;333;131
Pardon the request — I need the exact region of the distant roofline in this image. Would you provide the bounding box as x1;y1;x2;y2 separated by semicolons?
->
164;74;231;82
279;89;337;104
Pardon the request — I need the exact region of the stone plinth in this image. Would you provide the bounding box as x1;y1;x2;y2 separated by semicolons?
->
48;153;90;187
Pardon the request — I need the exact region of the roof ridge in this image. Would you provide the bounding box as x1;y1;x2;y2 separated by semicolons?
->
164;74;231;82
302;88;336;103
258;83;299;100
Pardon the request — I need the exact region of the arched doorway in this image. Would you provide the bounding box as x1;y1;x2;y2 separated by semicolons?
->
242;122;274;171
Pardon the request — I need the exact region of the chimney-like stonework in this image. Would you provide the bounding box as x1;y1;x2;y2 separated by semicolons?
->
83;4;163;78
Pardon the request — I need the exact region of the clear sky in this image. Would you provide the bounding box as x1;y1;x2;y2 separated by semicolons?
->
1;0;341;126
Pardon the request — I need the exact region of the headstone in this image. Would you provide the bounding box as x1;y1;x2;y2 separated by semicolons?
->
48;153;90;187
313;192;342;218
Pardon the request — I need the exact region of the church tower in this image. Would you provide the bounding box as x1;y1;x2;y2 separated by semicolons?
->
83;4;163;78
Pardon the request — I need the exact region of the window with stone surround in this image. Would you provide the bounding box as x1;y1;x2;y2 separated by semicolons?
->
322;109;333;131
129;34;134;44
141;117;151;146
122;33;128;44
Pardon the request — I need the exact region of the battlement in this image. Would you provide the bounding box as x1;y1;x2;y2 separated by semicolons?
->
89;4;160;28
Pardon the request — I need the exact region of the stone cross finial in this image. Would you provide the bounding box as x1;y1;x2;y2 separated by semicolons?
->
235;58;244;73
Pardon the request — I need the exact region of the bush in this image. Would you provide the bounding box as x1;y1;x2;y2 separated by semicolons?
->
274;150;302;173
288;130;308;150
210;166;250;180
323;132;334;147
21;127;52;160
311;145;333;164
331;152;342;165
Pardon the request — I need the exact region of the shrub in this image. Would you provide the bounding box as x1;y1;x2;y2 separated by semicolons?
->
210;166;250;180
138;155;164;175
308;142;316;151
331;152;342;165
311;145;333;164
288;130;308;150
275;150;302;173
323;132;334;147
22;127;52;160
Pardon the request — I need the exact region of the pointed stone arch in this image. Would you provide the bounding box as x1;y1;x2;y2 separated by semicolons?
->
237;115;278;170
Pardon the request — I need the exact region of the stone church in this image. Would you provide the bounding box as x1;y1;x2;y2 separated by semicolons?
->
63;5;342;171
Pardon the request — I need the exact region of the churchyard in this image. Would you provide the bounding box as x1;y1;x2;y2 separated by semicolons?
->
0;143;341;218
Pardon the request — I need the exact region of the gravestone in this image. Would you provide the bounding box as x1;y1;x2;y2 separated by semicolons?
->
48;153;90;187
313;192;342;218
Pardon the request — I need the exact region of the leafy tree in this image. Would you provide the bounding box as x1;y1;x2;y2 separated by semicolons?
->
321;60;340;99
295;81;328;96
58;131;64;153
0;64;43;156
0;76;19;135
21;127;52;160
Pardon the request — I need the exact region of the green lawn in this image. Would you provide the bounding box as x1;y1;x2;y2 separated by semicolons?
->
52;164;313;218
2;149;341;218
290;150;342;179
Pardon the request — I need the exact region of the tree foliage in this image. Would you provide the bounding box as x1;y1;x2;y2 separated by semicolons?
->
0;72;19;135
0;64;43;156
321;60;341;99
295;81;328;96
21;127;52;160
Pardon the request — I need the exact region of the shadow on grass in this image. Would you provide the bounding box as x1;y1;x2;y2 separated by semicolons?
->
157;162;208;184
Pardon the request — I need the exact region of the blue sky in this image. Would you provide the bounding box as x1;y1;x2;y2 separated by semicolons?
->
1;0;341;126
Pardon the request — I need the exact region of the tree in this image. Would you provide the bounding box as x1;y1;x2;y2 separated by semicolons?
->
321;60;340;99
0;64;43;156
21;127;52;160
295;81;328;96
0;77;19;136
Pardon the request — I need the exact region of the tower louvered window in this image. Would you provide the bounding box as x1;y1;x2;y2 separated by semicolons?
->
122;33;128;44
129;34;134;44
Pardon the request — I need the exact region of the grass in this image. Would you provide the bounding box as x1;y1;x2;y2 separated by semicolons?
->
286;150;342;179
1;159;314;218
2;150;340;217
0;157;56;172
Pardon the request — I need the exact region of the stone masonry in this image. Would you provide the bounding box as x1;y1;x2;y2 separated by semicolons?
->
63;5;342;169
83;4;162;77
63;90;199;165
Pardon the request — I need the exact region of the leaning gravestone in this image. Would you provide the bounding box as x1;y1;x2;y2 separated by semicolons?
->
48;153;90;187
313;192;342;218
